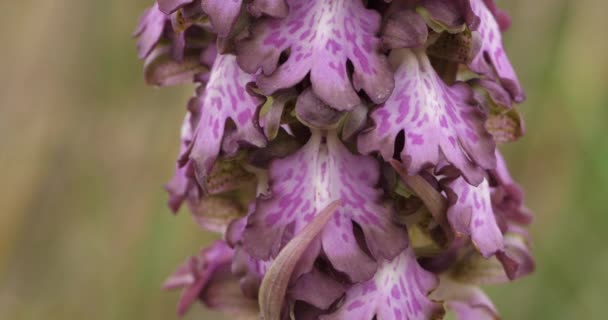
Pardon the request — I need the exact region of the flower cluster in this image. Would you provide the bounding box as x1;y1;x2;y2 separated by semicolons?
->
135;0;534;319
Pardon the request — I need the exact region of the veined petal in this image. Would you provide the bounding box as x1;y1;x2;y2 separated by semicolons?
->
236;0;394;111
469;0;524;102
187;53;266;181
358;49;495;185
243;131;408;282
321;247;444;320
445;177;503;258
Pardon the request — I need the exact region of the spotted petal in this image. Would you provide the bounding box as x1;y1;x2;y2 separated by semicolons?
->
445;177;503;258
321;247;443;320
358;49;495;185
243;131;408;282
469;0;524;102
236;0;394;111
186;53;266;181
166;109;256;232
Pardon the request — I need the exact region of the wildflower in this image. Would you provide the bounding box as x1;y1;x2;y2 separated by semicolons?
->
135;0;534;319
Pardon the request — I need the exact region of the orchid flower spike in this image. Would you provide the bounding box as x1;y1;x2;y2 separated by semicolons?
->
135;0;534;319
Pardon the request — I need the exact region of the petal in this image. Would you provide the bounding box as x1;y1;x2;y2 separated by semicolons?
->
391;160;450;234
135;4;168;59
236;0;394;110
288;268;347;310
247;0;289;18
187;53;267;181
200;266;260;320
489;151;533;225
295;88;345;129
341;103;369;141
258;90;296;140
158;0;194;14
259;200;341;320
447;231;534;285
471;80;524;143
485;108;524;144
431;277;499;320
243;131;408;282
358;49;496;185
417;0;473;33
201;0;244;37
480;0;511;31
189;195;251;233
321;247;444;320
163;241;235;316
469;0;525;102
143;46;207;86
382;8;428;49
166;105;257;231
445;177;504;258
165;110;199;213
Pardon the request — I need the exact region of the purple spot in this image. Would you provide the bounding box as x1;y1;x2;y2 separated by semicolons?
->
347;300;365;311
407;132;424;145
237;109;252;125
391;284;401;299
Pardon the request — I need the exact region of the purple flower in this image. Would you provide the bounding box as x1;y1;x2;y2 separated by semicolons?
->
134;0;534;319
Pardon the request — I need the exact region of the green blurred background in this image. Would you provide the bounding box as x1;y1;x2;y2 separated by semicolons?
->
1;1;607;319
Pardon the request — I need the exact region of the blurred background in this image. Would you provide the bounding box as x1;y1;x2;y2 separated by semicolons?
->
1;0;606;319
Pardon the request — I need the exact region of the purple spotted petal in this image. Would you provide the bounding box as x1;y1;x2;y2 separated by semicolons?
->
135;3;168;59
163;241;234;316
469;0;524;102
243;131;408;282
165;109;255;232
358;49;496;185
186;53;266;181
445;177;503;258
236;0;394;111
321;247;444;320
